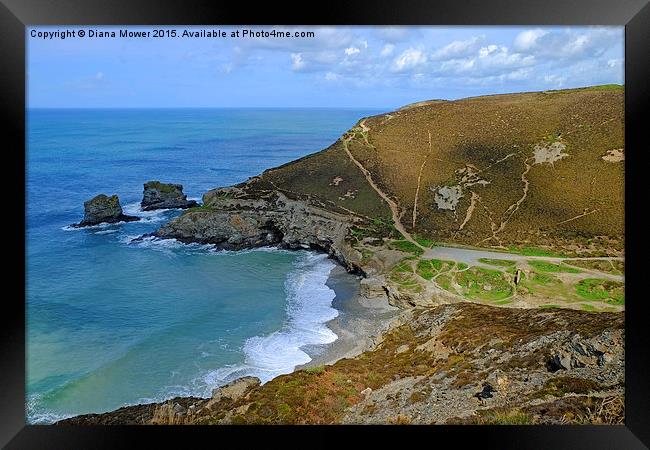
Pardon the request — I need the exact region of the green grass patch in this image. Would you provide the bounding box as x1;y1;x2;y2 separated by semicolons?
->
575;278;625;305
389;240;424;256
393;260;414;273
562;259;623;275
478;410;534;425
305;366;326;374
416;258;456;280
528;260;581;273
389;262;423;293
530;272;561;285
586;84;624;91
436;274;453;291
412;233;436;249
455;267;513;301
478;258;516;267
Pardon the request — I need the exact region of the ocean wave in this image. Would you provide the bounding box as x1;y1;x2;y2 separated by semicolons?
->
121;202;174;223
26;393;74;424
119;235;216;254
61;222;126;231
94;229;119;235
119;233;294;258
200;252;338;388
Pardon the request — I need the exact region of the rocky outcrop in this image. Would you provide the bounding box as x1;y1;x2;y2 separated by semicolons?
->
74;194;139;227
154;187;366;274
141;181;198;211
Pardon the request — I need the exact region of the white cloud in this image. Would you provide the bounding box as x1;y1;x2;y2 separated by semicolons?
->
440;58;475;73
544;74;567;87
325;71;340;81
513;29;548;52
514;27;621;60
344;47;360;56
436;45;534;77
431;36;484;60
380;44;395;57
607;58;622;68
290;53;305;70
392;48;427;72
202;26;621;92
478;44;499;58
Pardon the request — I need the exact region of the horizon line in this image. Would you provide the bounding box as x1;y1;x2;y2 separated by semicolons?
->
26;83;624;111
26;106;391;110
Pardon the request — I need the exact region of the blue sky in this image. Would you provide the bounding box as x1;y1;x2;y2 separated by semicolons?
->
27;26;624;109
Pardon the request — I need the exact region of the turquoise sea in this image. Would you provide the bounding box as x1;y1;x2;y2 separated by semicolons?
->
26;108;382;423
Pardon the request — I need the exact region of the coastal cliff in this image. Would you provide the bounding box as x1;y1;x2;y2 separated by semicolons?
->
60;86;625;425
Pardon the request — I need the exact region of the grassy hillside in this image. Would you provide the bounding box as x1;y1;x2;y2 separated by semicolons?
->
242;86;624;256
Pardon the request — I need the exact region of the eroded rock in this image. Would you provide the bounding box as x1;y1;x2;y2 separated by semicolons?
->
75;194;139;227
141;181;199;211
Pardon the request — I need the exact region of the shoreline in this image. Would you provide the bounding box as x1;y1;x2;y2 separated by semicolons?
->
52;253;400;425
296;264;400;371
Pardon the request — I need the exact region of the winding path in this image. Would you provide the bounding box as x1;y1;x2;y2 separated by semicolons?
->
342;121;424;250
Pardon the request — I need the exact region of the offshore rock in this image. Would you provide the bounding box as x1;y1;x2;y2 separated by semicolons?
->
75;194;139;227
141;180;199;211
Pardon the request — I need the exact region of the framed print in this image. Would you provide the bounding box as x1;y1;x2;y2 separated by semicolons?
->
1;0;649;447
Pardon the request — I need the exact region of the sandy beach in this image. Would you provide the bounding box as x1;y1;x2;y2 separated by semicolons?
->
296;264;400;371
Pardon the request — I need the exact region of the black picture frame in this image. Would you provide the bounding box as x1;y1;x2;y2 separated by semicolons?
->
2;0;648;447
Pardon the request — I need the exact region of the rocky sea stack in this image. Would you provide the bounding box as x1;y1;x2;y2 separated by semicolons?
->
75;194;139;227
141;181;199;211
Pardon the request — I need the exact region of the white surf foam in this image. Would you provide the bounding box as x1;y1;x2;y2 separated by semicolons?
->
120;235;216;254
61;222;125;231
94;229;119;235
26;393;74;424
121;202;171;224
200;251;338;390
60;201;168;231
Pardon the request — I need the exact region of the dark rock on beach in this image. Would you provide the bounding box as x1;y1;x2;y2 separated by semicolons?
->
141;181;198;211
75;194;139;227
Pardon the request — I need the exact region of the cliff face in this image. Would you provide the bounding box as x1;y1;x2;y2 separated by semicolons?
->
155;188;366;273
58;303;624;425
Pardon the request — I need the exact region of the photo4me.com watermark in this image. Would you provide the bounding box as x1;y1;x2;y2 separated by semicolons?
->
29;27;316;40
